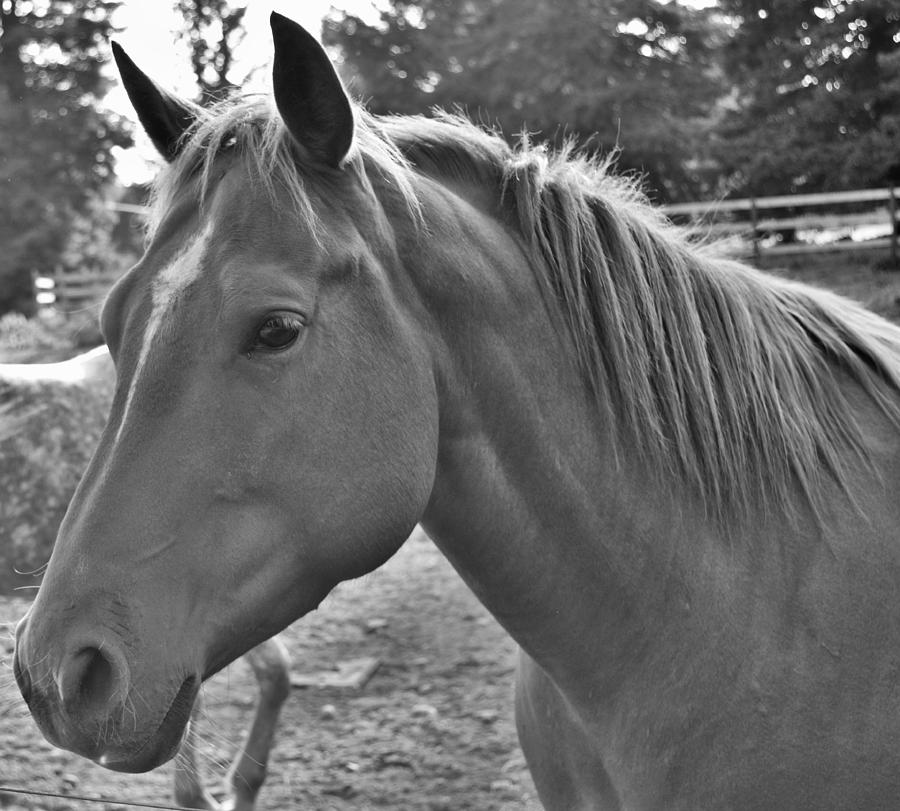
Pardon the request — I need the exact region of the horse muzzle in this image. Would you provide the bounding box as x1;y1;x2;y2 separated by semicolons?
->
13;613;198;772
96;675;199;773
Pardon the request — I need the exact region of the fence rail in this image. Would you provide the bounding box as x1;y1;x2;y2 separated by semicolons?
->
35;269;120;313
661;186;900;261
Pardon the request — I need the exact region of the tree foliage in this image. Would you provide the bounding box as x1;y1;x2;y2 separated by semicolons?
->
0;0;129;316
324;0;900;202
714;0;900;195
324;0;727;202
0;351;113;593
175;0;248;103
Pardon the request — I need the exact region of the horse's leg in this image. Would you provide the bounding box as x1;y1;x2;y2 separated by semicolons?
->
222;635;292;811
173;638;291;811
173;693;219;810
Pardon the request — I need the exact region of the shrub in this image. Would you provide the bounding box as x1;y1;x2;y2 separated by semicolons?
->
0;351;113;593
0;312;68;354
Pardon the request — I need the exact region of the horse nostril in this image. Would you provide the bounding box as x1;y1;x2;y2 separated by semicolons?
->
82;649;113;703
60;646;122;717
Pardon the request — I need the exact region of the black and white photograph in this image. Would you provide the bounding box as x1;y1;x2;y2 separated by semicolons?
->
2;1;900;808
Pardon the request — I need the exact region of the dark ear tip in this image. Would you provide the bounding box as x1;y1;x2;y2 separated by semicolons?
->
270;10;315;43
110;40;125;63
110;40;135;74
269;11;290;32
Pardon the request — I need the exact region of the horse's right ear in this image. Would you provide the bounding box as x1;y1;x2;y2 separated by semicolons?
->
270;12;354;169
111;41;198;162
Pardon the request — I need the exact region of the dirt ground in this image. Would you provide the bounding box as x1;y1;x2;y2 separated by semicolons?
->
0;528;540;810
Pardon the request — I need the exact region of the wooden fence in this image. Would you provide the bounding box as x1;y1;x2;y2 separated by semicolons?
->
35;270;121;313
662;186;900;262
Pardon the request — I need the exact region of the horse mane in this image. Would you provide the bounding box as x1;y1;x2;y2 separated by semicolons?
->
151;97;900;525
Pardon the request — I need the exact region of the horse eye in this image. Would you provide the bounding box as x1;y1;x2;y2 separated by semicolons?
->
254;314;305;350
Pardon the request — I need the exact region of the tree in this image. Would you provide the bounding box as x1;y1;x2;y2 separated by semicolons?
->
324;0;727;202
714;0;900;195
0;0;129;316
175;0;248;103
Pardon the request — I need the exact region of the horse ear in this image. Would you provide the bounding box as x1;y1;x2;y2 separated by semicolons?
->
111;41;198;163
270;12;354;169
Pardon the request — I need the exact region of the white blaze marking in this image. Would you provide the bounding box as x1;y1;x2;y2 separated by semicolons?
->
115;223;214;444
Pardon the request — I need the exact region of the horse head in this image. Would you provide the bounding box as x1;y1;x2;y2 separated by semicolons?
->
14;14;440;771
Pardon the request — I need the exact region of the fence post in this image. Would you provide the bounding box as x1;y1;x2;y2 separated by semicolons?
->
890;186;898;267
750;198;760;262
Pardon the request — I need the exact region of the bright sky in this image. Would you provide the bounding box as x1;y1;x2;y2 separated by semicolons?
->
108;1;384;183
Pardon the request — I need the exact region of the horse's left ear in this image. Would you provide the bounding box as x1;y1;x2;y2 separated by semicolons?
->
270;12;354;169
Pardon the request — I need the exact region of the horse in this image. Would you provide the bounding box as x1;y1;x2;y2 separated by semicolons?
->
0;348;290;810
14;12;900;809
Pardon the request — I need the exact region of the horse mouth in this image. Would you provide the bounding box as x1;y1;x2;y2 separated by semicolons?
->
97;675;199;773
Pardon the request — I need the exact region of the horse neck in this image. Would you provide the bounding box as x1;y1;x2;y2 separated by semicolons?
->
406;175;701;696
